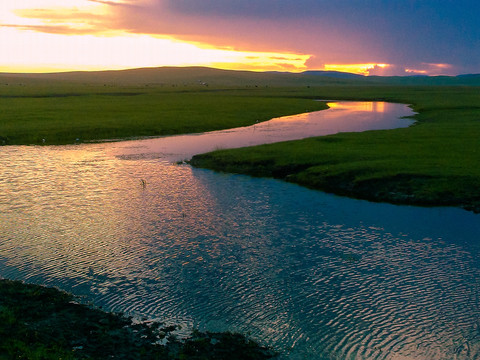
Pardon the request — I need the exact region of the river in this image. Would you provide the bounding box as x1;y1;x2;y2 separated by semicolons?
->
1;102;479;359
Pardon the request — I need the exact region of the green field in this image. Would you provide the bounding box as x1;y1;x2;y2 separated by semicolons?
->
1;67;480;212
1;67;479;146
0;76;330;145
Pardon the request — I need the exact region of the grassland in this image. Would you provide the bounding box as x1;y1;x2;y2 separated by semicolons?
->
0;80;329;145
2;67;480;212
1;67;478;145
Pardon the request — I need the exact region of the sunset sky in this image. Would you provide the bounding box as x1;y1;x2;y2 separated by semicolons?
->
1;0;479;75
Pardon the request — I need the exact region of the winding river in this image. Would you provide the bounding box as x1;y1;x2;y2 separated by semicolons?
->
1;102;479;359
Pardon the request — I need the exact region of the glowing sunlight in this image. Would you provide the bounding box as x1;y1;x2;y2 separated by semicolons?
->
0;0;310;72
324;63;389;75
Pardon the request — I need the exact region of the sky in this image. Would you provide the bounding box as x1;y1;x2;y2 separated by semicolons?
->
1;0;479;75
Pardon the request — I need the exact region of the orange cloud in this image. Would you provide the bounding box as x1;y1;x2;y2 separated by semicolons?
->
8;1;115;35
323;63;389;76
405;69;427;75
3;24;106;35
405;63;454;76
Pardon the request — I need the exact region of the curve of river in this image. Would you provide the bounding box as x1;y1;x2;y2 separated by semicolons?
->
1;102;480;359
106;101;414;162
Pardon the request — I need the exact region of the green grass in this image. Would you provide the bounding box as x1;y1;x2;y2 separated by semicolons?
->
0;83;328;145
189;86;480;212
2;67;478;145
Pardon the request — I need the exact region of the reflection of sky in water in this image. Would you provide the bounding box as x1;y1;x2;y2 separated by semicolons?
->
326;101;386;112
105;101;414;162
1;102;479;359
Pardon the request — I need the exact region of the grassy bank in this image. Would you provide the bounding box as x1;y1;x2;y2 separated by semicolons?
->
0;86;328;145
0;72;334;145
190;86;480;212
0;279;276;359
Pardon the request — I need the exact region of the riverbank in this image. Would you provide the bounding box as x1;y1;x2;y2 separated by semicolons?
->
0;279;276;359
0;76;330;145
190;86;480;213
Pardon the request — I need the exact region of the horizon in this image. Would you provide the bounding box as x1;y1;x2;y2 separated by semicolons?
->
1;65;479;78
1;1;479;76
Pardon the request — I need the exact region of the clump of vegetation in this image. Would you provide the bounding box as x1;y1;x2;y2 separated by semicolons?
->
0;279;277;359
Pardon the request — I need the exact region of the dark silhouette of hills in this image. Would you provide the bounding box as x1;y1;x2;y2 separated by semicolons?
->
1;66;479;86
301;70;365;79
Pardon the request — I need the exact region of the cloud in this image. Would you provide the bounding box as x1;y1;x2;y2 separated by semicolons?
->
5;0;480;74
404;63;456;76
88;0;130;5
2;24;104;35
86;0;478;74
90;0;377;63
3;1;115;35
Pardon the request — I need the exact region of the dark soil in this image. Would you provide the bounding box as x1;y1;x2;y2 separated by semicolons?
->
0;279;277;359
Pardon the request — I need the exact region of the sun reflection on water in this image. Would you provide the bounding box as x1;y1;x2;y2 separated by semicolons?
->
327;101;386;112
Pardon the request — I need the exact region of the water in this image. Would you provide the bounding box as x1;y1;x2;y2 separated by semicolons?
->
1;102;479;359
106;101;414;162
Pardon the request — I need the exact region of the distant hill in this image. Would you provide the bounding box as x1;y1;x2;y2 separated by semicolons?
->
0;66;479;87
0;66;358;87
302;70;365;79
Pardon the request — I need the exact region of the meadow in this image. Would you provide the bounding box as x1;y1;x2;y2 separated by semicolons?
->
1;67;478;145
0;83;328;145
2;67;480;212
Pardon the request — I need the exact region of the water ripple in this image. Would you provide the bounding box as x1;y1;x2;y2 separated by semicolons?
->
1;143;480;358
